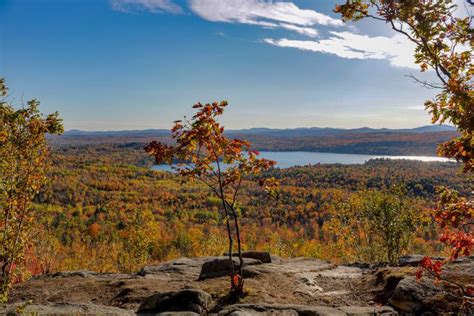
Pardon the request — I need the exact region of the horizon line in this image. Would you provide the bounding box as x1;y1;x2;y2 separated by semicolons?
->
62;124;456;133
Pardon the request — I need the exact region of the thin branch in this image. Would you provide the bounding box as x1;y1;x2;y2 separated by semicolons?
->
364;13;452;86
403;19;452;82
405;74;444;89
424;266;472;298
366;13;386;21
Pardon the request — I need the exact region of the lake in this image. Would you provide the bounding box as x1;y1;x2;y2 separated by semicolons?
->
151;151;453;172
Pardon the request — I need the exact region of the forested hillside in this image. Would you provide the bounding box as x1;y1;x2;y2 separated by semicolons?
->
25;143;471;275
49;128;458;156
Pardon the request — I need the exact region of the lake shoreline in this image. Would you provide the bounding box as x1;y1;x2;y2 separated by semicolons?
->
151;151;455;172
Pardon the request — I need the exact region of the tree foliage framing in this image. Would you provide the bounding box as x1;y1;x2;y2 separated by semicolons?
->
0;78;63;302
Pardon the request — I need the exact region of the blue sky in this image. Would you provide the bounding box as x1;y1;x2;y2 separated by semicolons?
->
0;0;462;130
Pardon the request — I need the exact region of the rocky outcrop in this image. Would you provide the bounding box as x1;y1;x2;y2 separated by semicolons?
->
138;289;212;314
6;255;473;315
0;302;398;316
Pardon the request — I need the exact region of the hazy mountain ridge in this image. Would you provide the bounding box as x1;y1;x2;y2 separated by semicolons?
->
62;124;455;138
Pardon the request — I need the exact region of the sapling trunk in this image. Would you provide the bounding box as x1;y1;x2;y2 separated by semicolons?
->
221;193;241;295
229;204;244;285
222;203;234;281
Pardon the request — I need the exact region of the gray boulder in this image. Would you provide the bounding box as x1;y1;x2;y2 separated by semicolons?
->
224;251;272;264
198;257;262;280
138;289;212;314
388;277;439;313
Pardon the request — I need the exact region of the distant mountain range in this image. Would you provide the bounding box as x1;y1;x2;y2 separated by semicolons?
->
52;124;458;156
63;125;456;138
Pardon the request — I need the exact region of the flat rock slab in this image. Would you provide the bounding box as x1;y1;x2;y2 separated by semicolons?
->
215;303;395;315
216;304;345;316
275;258;336;274
315;266;363;279
0;302;134;315
139;257;205;277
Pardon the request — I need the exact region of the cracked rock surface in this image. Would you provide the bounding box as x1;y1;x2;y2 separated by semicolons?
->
4;255;472;315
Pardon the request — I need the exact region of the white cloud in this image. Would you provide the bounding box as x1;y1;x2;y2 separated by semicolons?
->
264;31;418;69
188;0;342;37
278;23;318;37
110;0;183;14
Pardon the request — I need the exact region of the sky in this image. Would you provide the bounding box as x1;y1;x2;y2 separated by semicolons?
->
0;0;468;130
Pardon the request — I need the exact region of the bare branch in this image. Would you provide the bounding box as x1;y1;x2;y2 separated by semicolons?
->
405;74;444;89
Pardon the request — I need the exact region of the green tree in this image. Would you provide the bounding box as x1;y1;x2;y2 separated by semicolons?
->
0;78;63;302
360;189;422;264
330;189;422;264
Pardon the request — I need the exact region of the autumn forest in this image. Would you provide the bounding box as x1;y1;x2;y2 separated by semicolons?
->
27;141;471;276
